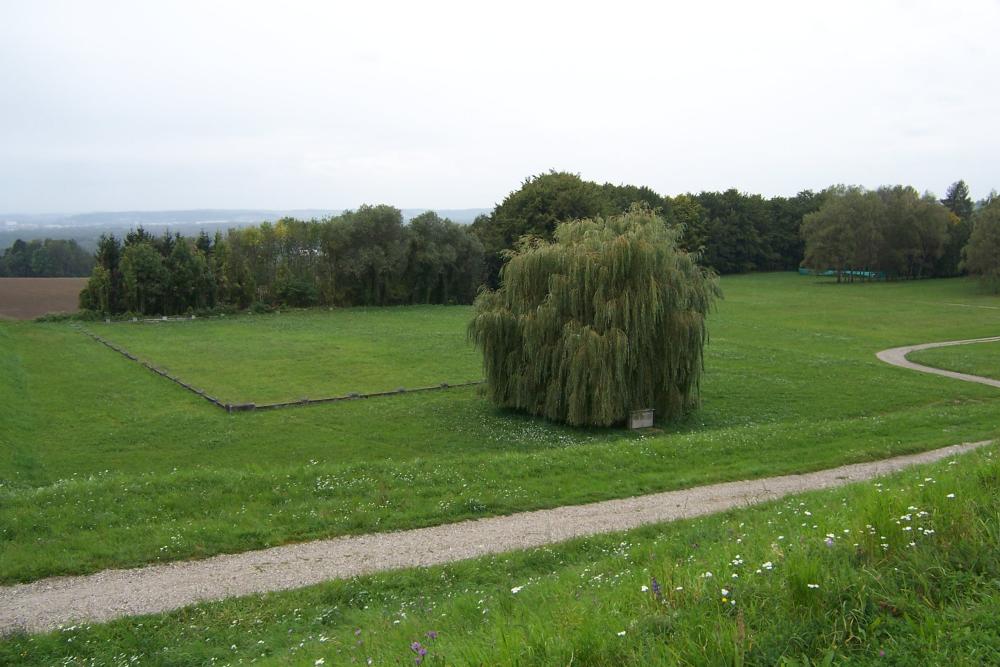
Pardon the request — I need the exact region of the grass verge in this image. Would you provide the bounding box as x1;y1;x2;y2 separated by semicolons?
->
3;445;997;665
909;340;1000;381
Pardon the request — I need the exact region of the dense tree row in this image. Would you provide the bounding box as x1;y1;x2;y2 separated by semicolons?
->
80;206;484;315
800;183;975;282
962;196;1000;292
469;171;826;284
75;174;1000;314
472;173;997;286
0;238;94;277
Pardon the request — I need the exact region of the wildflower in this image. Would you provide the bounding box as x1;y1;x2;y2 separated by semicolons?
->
511;585;524;594
824;536;835;548
651;577;662;599
426;631;438;640
807;584;819;589
721;588;730;596
315;660;325;666
617;630;626;637
946;493;956;499
761;561;774;570
675;586;684;591
702;571;713;578
410;641;428;664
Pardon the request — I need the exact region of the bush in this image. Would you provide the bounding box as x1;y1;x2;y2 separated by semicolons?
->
276;278;320;307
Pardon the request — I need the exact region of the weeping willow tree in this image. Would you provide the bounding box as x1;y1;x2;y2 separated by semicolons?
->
468;206;720;427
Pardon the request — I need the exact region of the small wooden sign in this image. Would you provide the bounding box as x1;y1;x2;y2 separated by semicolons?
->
629;409;654;429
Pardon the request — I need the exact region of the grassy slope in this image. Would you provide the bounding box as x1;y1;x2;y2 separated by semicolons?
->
909;340;1000;381
2;274;1000;583
3;445;997;665
88;306;483;404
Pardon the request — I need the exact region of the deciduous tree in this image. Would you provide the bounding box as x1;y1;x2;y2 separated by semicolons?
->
469;207;719;427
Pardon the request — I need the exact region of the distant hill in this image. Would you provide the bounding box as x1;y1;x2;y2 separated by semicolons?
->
0;207;490;251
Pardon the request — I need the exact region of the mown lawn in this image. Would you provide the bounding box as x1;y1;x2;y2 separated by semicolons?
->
3;445;996;665
909;339;1000;381
2;273;1000;583
87;306;483;404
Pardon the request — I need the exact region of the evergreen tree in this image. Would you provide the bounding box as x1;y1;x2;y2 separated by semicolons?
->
941;180;974;221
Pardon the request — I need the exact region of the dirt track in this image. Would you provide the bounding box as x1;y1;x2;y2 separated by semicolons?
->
0;277;86;319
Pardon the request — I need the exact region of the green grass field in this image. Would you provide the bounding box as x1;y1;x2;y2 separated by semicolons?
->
909;340;1000;381
2;274;1000;585
4;444;996;665
87;307;483;403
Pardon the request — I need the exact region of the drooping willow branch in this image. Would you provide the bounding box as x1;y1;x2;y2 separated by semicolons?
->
469;206;720;427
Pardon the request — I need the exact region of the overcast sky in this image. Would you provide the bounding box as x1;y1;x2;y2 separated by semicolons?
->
2;0;998;213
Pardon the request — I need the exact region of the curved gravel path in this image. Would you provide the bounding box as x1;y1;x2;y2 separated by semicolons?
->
3;336;998;637
0;439;992;636
876;336;1000;388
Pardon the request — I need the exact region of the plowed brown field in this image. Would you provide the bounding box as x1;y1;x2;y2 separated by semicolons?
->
0;278;86;319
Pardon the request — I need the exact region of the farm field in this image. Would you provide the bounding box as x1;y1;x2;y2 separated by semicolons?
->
2;273;1000;586
0;277;85;319
910;340;1000;382
89;307;483;403
4;443;997;665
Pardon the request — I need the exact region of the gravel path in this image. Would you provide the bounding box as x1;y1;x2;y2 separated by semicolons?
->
0;439;991;636
876;336;1000;388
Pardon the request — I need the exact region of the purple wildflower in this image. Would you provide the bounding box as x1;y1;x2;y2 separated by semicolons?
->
426;630;438;640
650;577;662;600
824;536;835;548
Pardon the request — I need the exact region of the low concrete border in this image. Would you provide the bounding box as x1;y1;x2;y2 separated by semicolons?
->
74;324;484;412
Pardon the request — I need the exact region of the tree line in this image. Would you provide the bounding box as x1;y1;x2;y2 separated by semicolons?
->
471;172;994;286
78;174;1000;315
81;206;484;315
0;238;94;277
469;171;826;284
800;180;993;282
